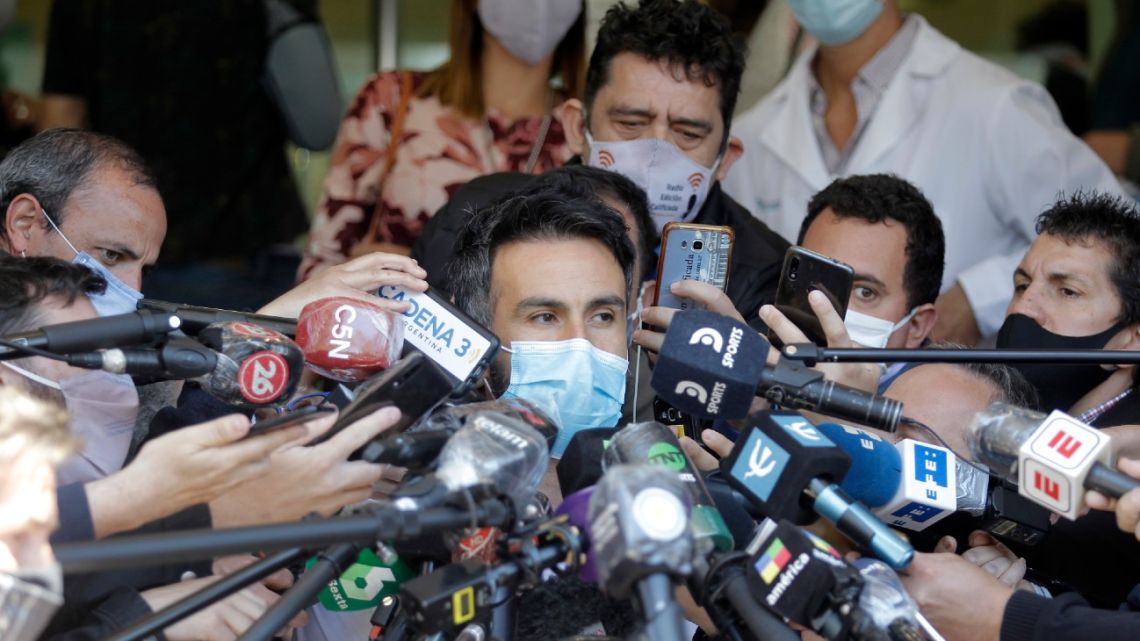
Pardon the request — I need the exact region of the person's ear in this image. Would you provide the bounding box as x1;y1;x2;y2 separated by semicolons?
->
904;304;938;348
562;98;587;156
1106;323;1140;371
4;194;44;256
714;135;744;182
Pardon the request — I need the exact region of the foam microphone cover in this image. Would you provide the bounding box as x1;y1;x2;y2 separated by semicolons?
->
814;423;902;509
651;310;766;420
295;296;404;382
196;321;304;408
557;427;618;497
746;520;850;628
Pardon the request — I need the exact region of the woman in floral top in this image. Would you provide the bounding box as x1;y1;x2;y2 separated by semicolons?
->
299;0;586;280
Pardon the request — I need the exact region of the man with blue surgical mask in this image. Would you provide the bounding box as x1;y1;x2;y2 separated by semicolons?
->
796;174;944;391
724;0;1124;347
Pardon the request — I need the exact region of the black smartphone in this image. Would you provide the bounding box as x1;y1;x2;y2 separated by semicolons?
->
315;351;457;459
768;246;854;347
244;405;335;440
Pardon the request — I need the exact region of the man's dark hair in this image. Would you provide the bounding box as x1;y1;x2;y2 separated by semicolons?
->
1035;192;1140;326
799;174;945;310
586;0;746;149
0;255;106;336
446;189;636;327
925;342;1043;412
0;128;157;238
518;165;657;280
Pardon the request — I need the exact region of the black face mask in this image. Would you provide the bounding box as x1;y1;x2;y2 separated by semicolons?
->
995;313;1124;411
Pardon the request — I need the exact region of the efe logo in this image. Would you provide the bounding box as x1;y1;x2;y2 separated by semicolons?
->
238;351;289;403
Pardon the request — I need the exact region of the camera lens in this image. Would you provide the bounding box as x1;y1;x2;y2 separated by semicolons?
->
692;240;704;251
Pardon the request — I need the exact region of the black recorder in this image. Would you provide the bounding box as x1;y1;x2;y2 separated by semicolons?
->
316;351;455;460
376;285;501;394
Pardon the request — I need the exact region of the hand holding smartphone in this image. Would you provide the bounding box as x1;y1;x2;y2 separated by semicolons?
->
768;246;854;347
653;223;734;310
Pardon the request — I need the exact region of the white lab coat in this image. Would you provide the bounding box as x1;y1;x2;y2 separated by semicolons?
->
723;16;1124;336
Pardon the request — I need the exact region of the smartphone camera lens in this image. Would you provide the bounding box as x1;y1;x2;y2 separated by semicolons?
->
789;256;800;280
692;240;704;251
680;240;688;249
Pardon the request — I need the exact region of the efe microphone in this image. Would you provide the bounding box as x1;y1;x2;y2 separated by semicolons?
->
721;412;914;569
968;402;1139;519
652;310;903;432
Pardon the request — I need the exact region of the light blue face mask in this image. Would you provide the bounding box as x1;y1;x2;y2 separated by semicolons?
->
41;209;143;317
501;338;628;458
788;0;884;46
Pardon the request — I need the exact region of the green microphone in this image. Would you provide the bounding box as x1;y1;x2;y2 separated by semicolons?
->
603;421;735;553
310;547;414;612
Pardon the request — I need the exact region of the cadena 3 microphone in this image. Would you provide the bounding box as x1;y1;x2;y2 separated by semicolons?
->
295;296;405;382
815;423;957;532
720;412;914;569
589;463;693;641
968;402;1139;519
651;310;902;432
0;310;180;357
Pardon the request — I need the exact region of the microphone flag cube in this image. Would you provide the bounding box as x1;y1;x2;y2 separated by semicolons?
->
1017;410;1111;519
875;440;956;531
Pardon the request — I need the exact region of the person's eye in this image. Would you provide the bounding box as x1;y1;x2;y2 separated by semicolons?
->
591;310;616;324
530;312;558;325
1012;280;1029;294
1059;287;1081;298
96;248;124;265
853;286;877;302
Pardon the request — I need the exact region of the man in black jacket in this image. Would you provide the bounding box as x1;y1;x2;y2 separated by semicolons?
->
413;0;789;331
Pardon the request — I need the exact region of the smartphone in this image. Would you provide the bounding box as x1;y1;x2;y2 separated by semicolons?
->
244;405;336;440
316;351;456;459
375;286;500;394
653;223;734;310
768;246;854;347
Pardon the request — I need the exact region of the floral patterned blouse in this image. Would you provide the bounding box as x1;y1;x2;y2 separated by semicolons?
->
299;70;572;280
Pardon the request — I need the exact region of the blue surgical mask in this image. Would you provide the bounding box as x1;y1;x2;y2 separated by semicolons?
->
788;0;884;46
40;209;143;317
501;338;627;458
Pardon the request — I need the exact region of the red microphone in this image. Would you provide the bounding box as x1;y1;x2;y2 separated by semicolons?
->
196;321;304;408
294;297;405;382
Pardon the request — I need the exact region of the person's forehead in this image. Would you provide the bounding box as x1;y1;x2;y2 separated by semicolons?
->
595;53;723;123
62;167;167;249
803;211;908;283
1024;233;1115;279
490;238;626;303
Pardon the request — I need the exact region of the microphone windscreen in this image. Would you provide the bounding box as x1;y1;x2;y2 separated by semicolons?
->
196;321;304;407
651;310;766;419
554;486;599;583
295;297;404;382
557;427;617;497
815;423;901;508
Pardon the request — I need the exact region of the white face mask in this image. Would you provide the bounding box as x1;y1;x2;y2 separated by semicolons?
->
843;308;917;349
584;128;721;234
478;0;582;66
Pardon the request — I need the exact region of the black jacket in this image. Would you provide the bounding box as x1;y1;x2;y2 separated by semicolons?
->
411;170;790;330
1001;583;1140;641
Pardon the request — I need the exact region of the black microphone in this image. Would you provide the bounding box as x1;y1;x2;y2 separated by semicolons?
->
0;310;180;358
651;310;903;432
967;402;1140;520
64;336;218;378
138;299;297;337
588;463;693;641
720;412;914;569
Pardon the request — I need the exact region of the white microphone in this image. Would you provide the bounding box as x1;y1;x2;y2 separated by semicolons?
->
874;440;957;531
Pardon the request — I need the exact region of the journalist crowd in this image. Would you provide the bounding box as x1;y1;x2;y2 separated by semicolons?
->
1;0;1140;640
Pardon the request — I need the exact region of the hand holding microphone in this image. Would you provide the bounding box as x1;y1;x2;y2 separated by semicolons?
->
1085;456;1140;540
294;296;404;382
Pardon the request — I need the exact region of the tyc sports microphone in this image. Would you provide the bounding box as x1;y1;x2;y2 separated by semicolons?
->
720;412;914;569
295;296;404;382
603;421;734;553
652;310;902;431
589;463;693;641
968;402;1139;519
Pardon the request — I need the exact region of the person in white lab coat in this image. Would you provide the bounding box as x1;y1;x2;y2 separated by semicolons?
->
722;0;1124;345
